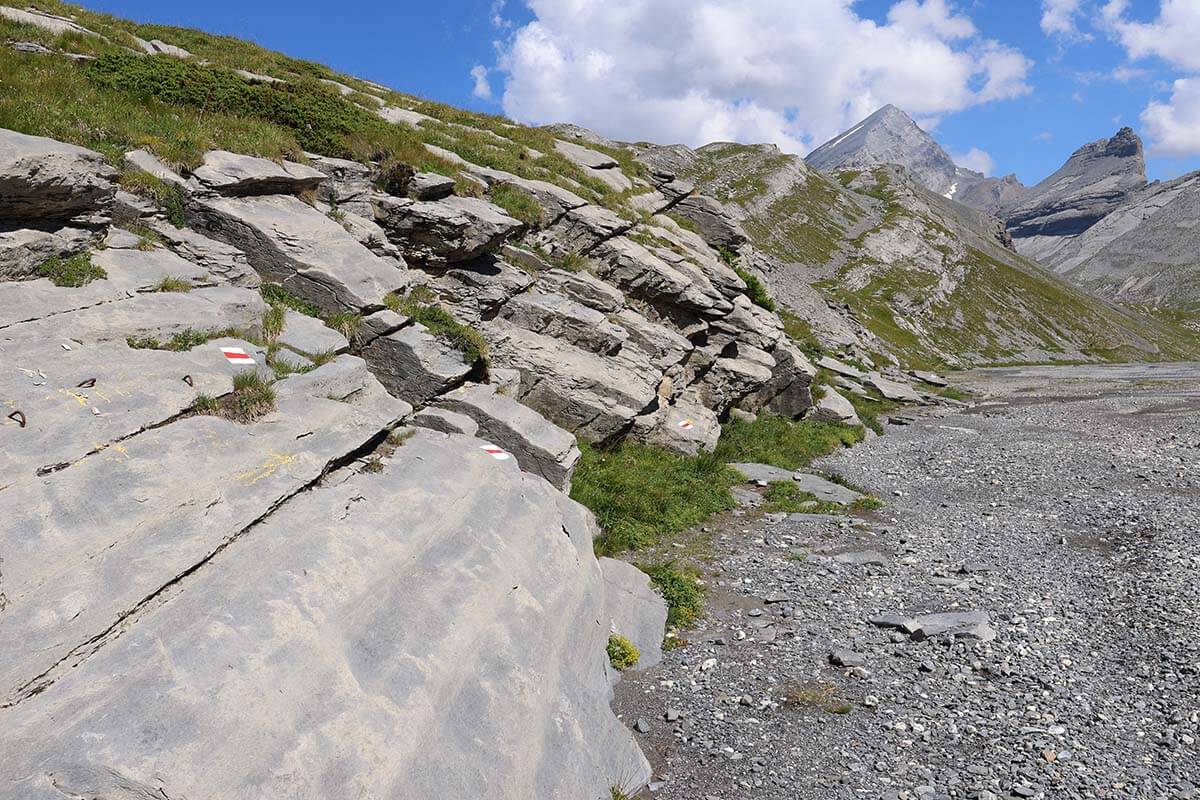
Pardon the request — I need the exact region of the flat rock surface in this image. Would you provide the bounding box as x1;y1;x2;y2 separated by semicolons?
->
615;363;1200;799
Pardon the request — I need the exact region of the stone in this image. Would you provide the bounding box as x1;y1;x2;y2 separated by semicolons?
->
613;308;693;373
0;127;116;225
910;611;996;642
910;369;949;387
0;6;101;38
191;150;326;197
811;387;862;426
0;227;95;281
438;382;581;491
124;148;187;186
834;550;888;565
408;171;457;201
134;37;192;58
868;614;921;635
830;649;867;668
633;400;721;456
793;472;866;505
465;165;589;224
554;139;619;170
600;557;668;672
0;425;651;799
865;372;922;402
729;463;795;484
685;348;775;413
500;290;628;355
670;194;749;250
484;320;658;442
190;194;407;313
375;195;523;265
538;268;626;313
432;259;534;321
540;204;632;254
743;339;816;419
146;222;260;287
817;355;866;380
411;406;480;437
361;322;475;406
307;153;375;216
594;236;731;316
277;310;349;356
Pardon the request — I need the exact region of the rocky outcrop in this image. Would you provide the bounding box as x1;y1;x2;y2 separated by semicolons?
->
374;195;524;265
1004;127;1147;262
191;150;326;197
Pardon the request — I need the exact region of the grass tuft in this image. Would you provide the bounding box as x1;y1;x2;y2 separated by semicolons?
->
119;170;187;227
191;371;275;423
733;266;775;311
36;253;105;287
153;276;192;293
489;183;542;226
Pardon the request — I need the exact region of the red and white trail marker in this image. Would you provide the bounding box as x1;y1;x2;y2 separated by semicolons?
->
220;347;256;365
678;419;694;430
480;444;511;461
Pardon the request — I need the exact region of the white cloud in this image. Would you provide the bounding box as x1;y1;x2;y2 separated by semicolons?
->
1104;0;1200;155
1141;78;1200;156
951;147;995;175
1111;65;1148;82
1041;0;1085;38
1104;0;1200;71
1034;131;1054;141
492;0;1032;153
470;65;493;100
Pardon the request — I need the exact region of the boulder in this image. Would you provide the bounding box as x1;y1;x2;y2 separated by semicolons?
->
538;267;626;313
593;236;730;316
361;322;475;406
277;310;349;356
865;371;921;402
0;128;116;225
148;221;260;288
792;472;865;505
685;346;775;413
599;557;668;671
438;383;581;491
539;204;632;254
189;193;407;313
910;370;949;387
0;227;95;281
411;406;480;436
811;387;862;426
408;171;457;201
190;150;326;197
500;289;628;355
374;195;523;265
431;259;533;322
0;7;101;38
633;399;721;456
307;153;375;216
554;139;618;170
484;320;657;442
910;611;996;642
670;194;749;250
741;339;816;419
817;355;865;380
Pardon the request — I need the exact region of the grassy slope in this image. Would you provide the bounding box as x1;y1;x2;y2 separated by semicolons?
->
681;149;1200;369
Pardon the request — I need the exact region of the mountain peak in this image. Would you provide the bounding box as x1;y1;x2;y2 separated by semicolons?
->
806;104;959;196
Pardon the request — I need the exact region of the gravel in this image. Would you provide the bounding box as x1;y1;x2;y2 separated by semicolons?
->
614;364;1200;799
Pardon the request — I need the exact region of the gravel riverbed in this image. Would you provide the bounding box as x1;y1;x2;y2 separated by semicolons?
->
614;363;1200;800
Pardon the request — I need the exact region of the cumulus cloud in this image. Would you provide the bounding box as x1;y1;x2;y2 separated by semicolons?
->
1141;78;1200;156
490;0;1032;154
1104;0;1200;155
1041;0;1086;38
470;65;493;100
951;147;995;175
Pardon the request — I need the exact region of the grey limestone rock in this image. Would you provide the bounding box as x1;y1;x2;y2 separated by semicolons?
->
375;195;524;265
191;150;326;197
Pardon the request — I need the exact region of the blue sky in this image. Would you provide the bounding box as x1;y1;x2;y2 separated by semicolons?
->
82;1;1200;184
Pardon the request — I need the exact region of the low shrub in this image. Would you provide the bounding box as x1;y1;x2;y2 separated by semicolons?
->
36;253;105;287
639;562;704;629
606;634;640;671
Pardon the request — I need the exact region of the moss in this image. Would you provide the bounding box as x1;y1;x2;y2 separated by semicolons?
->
570;441;739;556
606;634;640;671
36;253;105;287
639;562;704;629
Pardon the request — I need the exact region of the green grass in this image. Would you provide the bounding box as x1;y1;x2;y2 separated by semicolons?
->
386;290;488;366
778;309;824;359
606;634;640;671
193;370;276;423
571;441;739;556
845;391;901;436
36;253;105;287
260;283;321;317
489;183;542;226
119;170;187;227
713;416;863;472
126;327;239;352
733;266;776;312
639;562;705;629
761;480;883;515
153;276;192;293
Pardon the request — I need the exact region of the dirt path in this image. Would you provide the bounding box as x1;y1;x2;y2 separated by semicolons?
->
615;363;1200;800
